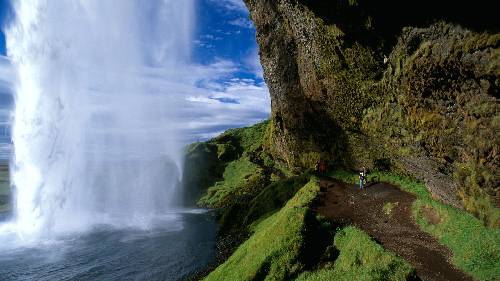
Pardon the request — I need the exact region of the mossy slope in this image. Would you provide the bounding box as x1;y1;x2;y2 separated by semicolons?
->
185;123;416;281
182;121;275;208
187;123;499;280
297;226;414;281
330;170;500;280
204;179;321;281
204;180;415;281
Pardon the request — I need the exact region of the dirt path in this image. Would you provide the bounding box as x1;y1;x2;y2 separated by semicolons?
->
315;178;473;281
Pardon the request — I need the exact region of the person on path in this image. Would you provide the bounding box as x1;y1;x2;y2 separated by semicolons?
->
318;160;327;176
315;159;327;176
359;166;367;189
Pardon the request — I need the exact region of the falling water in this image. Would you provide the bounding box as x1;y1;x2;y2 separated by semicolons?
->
2;0;194;238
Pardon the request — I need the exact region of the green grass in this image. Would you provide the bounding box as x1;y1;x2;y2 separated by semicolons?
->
194;121;273;209
214;120;269;154
329;170;500;281
199;157;265;208
297;226;415;281
383;202;398;216
412;201;500;280
204;179;322;281
204;176;415;281
244;173;312;226
213;172;314;237
195;122;495;280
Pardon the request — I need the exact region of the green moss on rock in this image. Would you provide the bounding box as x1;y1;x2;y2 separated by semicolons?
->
199;157;265;209
182;121;272;207
363;23;500;226
204;179;326;281
297;226;415;281
330;169;500;280
245;0;499;225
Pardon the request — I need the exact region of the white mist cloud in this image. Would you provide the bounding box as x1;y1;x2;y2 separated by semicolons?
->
183;75;269;141
0;55;12;160
3;0;268;150
0;55;14;93
210;0;248;13
135;58;270;143
244;47;264;79
228;17;254;29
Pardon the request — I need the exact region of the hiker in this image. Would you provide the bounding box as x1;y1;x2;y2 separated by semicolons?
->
359;166;367;189
315;160;327;176
318;160;327;176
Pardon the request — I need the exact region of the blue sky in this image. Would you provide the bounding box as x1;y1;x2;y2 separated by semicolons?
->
0;0;12;55
0;0;270;160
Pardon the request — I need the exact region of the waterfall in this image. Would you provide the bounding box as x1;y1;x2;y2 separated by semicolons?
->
2;0;194;238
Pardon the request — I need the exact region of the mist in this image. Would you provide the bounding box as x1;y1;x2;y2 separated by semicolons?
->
3;0;195;238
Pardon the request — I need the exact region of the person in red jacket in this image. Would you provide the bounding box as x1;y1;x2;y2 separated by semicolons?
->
318;160;327;175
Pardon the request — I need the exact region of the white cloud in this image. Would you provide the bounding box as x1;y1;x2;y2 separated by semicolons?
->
0;55;14;93
135;59;270;143
194;34;223;49
244;47;264;79
182;76;270;141
228;17;254;29
210;0;248;13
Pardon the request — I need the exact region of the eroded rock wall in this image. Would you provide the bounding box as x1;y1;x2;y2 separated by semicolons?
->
244;0;499;225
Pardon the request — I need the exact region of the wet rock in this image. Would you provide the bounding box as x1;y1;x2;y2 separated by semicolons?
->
244;0;499;225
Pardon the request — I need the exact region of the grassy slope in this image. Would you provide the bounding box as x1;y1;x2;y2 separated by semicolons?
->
204;180;414;281
204;179;321;281
330;170;500;281
199;157;264;208
243;173;311;226
196;121;271;209
297;226;414;281
0;166;9;212
194;123;417;281
195;121;307;232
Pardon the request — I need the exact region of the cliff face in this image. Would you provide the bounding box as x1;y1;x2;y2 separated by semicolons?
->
244;0;499;226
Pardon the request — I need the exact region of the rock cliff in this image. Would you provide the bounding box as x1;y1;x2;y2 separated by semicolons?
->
244;0;499;226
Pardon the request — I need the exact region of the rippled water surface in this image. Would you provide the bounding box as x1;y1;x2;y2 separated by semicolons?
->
0;211;216;281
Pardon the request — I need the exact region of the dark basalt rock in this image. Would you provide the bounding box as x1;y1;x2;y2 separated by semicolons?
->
244;0;499;226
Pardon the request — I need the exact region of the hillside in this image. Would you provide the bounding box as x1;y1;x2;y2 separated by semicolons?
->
183;122;499;280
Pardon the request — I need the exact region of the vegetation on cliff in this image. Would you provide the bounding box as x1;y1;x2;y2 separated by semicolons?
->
363;23;500;227
331;170;500;280
296;226;414;281
183;121;313;238
204;179;415;281
187;123;498;280
244;0;499;226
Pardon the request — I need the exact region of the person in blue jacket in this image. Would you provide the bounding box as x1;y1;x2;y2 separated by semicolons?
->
359;166;367;189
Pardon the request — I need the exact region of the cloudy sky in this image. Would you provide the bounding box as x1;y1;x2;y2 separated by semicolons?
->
0;0;270;161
